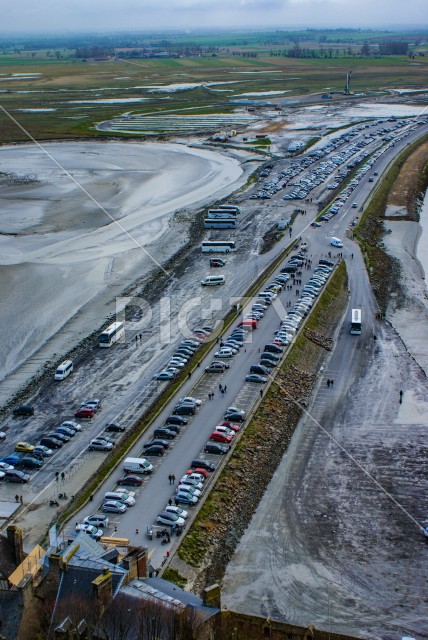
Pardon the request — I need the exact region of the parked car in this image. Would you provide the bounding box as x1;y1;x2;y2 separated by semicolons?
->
49;432;70;443
214;348;236;359
205;362;227;373
246;374;267;384
16;456;43;469
102;500;127;514
116;475;144;487
4;469;30;483
81;399;101;411
165;505;188;519
75;408;95;419
210;431;233;444
105;423;126;433
190;459;216;472
178;397;202;407
15;441;35;453
40;436;62;449
143;445;165;457
153;371;175;380
153;428;176;440
174;492;198;505
204;442;229;455
250;364;270;376
83;514;109;528
60;420;82;432
143;439;169;451
210;258;226;267
0;462;14;471
156;511;186;527
55;426;76;438
165;415;188;426
89;440;113;451
75;523;103;539
13;406;34;417
172;404;195;416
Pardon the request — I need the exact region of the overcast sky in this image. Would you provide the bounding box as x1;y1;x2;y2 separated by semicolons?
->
1;0;427;33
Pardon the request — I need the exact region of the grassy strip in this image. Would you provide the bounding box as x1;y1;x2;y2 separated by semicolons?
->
162;567;187;589
355;131;428;310
174;261;348;572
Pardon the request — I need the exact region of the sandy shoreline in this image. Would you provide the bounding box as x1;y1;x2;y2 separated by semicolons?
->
0;140;255;406
383;189;428;375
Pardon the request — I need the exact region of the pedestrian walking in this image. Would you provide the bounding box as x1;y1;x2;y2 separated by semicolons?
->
331;379;334;386
219;383;222;392
172;474;176;484
327;379;330;387
61;472;65;481
174;497;179;506
168;498;173;506
221;388;224;395
55;471;59;481
197;361;200;367
224;385;227;392
136;528;139;535
351;253;354;259
168;474;172;485
20;496;23;504
135;335;138;345
139;333;142;341
188;371;191;379
89;494;93;502
260;389;263;398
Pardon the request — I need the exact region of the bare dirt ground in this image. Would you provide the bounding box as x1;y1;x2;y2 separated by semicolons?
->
222;314;428;639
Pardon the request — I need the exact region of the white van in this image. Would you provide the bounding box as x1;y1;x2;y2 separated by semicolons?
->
330;237;343;248
201;275;225;286
123;457;153;475
54;360;74;381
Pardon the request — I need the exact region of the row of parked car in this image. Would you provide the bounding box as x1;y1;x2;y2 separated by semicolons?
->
152;326;213;381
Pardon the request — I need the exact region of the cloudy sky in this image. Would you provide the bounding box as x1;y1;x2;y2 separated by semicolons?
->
1;0;427;33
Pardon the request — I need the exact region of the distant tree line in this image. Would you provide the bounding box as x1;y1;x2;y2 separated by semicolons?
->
74;45;114;58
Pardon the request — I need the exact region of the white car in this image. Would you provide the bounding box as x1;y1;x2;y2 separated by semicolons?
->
214;348;236;358
179;397;202;406
75;523;103;539
212;426;235;439
0;432;6;440
165;505;188;519
177;484;202;497
0;461;14;471
61;420;82;432
156;511;185;527
83;514;109;528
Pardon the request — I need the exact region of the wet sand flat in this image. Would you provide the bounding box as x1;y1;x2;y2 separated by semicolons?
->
0;141;243;401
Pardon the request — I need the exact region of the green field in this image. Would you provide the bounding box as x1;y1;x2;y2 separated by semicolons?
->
0;28;427;144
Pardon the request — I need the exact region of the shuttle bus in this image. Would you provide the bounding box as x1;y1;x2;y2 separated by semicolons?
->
204;218;236;229
201;240;236;253
217;204;240;214
350;309;362;335
99;321;125;347
207;209;237;219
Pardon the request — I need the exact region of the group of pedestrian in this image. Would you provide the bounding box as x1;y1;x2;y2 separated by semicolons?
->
294;278;302;285
135;333;143;345
326;379;334;388
218;383;227;394
168;474;176;485
208;391;215;400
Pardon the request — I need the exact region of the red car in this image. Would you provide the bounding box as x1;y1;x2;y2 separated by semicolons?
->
186;467;209;479
217;421;240;432
74;407;94;419
209;431;232;444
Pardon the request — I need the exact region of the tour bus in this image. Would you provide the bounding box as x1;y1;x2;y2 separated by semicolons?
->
54;360;74;381
99;321;125;348
204;218;236;229
201;241;236;253
207;209;237;219
350;308;362;335
217;204;240;214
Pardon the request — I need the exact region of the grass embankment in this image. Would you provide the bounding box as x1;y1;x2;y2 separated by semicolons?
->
171;262;348;590
355;132;428;311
